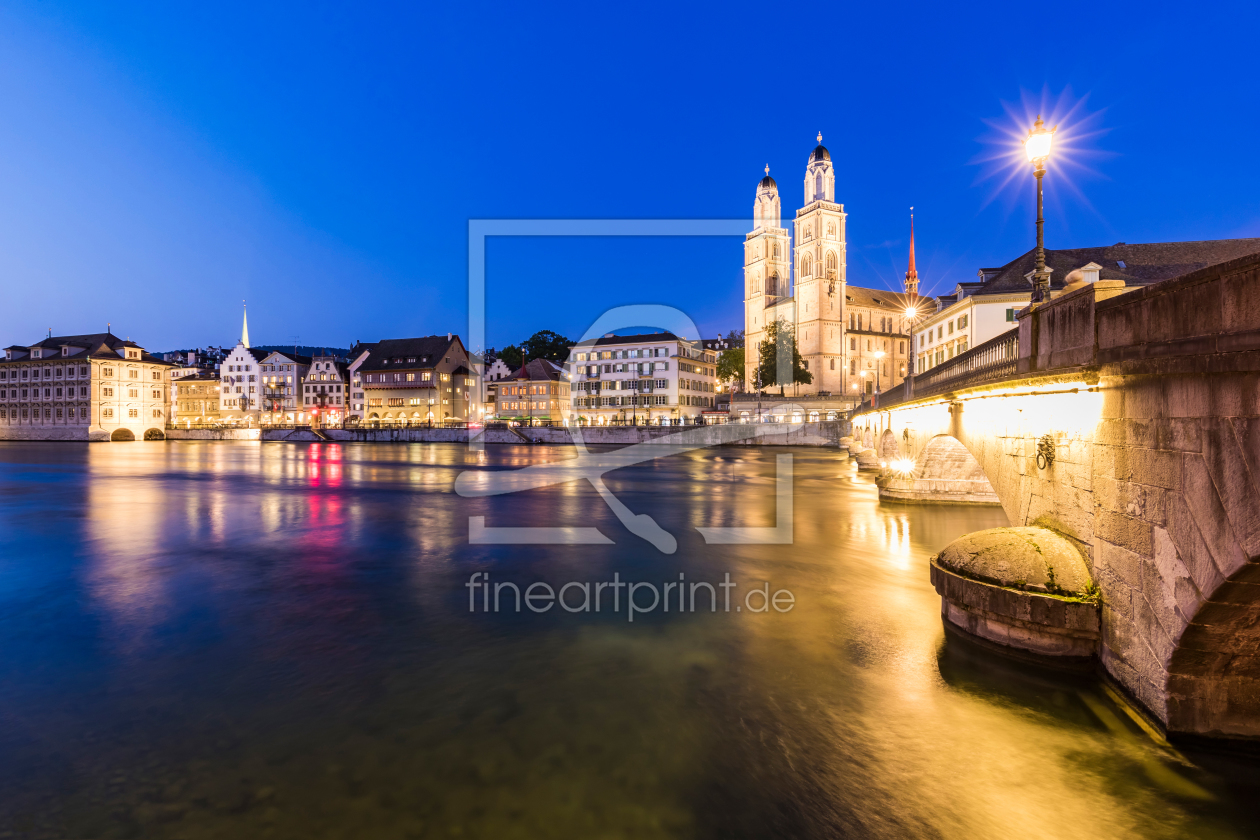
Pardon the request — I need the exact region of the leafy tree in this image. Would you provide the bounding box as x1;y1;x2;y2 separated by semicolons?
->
716;345;745;387
519;330;574;364
499;344;523;370
755;319;811;388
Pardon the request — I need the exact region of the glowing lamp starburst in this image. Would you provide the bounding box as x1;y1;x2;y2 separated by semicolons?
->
1024;116;1056;164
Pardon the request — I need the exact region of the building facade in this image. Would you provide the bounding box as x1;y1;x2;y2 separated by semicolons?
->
300;355;348;426
0;333;172;441
744;135;913;403
567;332;717;425
496;359;568;424
259;351;312;424
353;334;474;425
173;373;221;426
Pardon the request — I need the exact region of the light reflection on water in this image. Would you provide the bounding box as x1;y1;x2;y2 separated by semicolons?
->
0;440;1258;839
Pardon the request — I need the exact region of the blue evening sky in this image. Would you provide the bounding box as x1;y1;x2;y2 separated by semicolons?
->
0;1;1256;353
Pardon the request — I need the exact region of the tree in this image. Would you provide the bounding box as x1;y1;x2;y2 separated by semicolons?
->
499;344;523;370
755;319;812;388
519;330;574;364
716;345;745;387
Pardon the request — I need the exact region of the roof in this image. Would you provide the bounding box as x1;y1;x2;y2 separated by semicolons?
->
759;174;777;190
970;238;1260;297
703;337;745;350
358;335;462;372
305;357;348;378
577;331;684;347
810;144;830;163
1;332;172;365
511;358;563;382
843;286;919;311
262;350;313;366
177;372;220;382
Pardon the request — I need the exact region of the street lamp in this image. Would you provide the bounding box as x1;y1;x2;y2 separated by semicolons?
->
1025;116;1057;303
873;349;886;397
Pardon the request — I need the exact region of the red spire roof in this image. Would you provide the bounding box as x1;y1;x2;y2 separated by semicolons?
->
904;209;920;297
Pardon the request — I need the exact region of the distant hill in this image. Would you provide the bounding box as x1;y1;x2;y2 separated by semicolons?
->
253;345;351;358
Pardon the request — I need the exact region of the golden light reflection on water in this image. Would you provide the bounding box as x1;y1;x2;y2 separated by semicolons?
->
1;441;1255;839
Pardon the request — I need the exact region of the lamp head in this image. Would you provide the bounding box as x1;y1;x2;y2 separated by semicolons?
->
874;350;886;359
904;305;918;319
1024;115;1056;164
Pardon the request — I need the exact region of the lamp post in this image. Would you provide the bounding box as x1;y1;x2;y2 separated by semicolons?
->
873;349;886;403
1025;116;1057;303
904;304;920;399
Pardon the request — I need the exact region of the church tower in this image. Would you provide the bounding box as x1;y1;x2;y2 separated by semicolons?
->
904;210;920;299
743;165;791;389
792;133;847;393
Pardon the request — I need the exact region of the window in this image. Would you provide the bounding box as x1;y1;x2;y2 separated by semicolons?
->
103;408;114;418
948;321;954;335
103;368;113;377
958;315;969;329
103;387;114;397
830;359;835;370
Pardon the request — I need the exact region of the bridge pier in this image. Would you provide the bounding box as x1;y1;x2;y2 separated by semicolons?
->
850;252;1260;740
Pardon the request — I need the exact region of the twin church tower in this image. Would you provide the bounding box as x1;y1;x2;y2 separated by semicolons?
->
743;134;914;398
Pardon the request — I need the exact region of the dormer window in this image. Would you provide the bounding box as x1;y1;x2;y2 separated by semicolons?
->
32;349;40;359
62;347;69;356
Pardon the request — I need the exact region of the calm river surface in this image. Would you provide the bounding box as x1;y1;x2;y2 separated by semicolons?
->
2;441;1259;839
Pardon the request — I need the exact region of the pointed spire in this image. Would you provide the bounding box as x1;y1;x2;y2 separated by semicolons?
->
904;208;919;298
241;300;250;349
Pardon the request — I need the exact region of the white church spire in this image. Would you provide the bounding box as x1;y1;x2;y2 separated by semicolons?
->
241;300;250;349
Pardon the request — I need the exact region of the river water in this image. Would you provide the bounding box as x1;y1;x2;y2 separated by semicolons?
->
1;441;1258;839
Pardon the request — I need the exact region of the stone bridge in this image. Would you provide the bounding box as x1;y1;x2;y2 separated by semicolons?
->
852;253;1260;739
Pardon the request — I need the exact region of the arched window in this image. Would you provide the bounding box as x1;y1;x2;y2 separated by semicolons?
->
827;223;836;238
772;243;780;258
801;254;812;277
825;251;837;276
766;273;779;296
829;359;835;370
849;313;855;329
815;173;823;198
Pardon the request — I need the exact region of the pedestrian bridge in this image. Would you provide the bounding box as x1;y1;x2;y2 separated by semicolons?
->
852;253;1260;739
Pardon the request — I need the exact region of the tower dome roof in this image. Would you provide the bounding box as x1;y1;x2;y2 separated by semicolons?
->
809;131;830;163
757;164;777;191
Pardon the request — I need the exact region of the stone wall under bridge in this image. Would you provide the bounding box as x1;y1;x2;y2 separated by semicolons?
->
851;252;1260;741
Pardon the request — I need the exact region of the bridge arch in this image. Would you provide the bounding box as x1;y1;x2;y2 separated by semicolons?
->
1168;563;1260;738
110;428;135;442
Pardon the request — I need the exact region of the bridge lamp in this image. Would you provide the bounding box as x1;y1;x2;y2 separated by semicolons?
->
1024;116;1057;303
893;457;916;475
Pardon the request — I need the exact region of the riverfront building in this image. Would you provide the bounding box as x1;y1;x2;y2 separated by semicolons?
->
0;332;173;441
744;135;913;402
173;373;222;426
300;354;348;425
348;334;475;425
258;350;311;424
568;332;717;425
496;359;568;424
